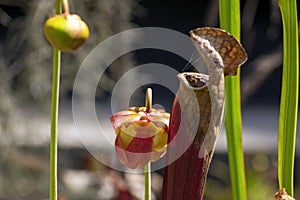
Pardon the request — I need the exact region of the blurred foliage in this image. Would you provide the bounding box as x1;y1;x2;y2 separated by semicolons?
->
0;0;139;198
0;148;283;199
204;153;278;200
0;0;139;143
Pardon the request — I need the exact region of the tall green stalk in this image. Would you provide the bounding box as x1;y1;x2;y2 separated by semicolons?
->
144;162;151;200
49;1;62;200
145;88;152;200
278;0;299;196
219;0;247;199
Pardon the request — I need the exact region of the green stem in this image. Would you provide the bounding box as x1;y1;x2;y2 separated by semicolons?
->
50;1;62;200
144;88;152;200
278;0;298;196
144;162;151;200
50;48;61;200
55;0;62;14
219;0;247;199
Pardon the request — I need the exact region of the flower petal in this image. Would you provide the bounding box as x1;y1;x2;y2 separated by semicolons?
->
110;106;170;168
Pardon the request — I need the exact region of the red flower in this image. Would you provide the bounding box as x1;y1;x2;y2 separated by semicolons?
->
110;107;170;169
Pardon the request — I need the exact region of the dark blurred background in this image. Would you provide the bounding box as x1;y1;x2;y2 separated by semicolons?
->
0;0;299;199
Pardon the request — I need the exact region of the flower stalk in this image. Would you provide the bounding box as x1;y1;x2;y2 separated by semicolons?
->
62;0;70;14
49;1;62;200
49;48;60;200
144;162;151;200
144;88;152;200
46;1;89;199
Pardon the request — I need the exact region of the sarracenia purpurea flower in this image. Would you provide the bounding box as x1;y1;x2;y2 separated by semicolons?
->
110;106;170;169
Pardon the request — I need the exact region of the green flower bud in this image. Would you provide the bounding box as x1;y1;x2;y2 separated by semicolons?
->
44;14;89;51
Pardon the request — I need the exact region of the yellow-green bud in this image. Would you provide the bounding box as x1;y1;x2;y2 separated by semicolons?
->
43;14;89;51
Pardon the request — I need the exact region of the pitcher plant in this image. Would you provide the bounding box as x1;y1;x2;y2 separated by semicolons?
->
162;27;247;199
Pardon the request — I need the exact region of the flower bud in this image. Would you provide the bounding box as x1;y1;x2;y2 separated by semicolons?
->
44;13;89;51
110;107;170;169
